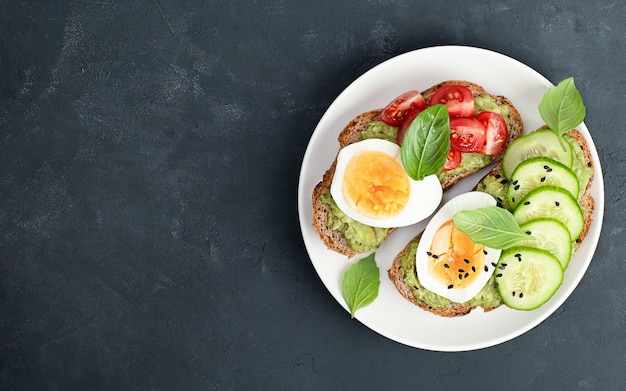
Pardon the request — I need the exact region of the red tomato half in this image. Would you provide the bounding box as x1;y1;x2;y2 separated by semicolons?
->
442;149;462;171
380;90;427;127
449;117;486;152
477;111;509;155
429;85;475;117
395;109;420;145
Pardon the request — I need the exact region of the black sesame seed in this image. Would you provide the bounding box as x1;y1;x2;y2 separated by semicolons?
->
458;268;465;273
512;180;518;185
464;258;470;264
413;285;420;290
444;263;450;269
494;282;499;288
426;251;432;256
547;168;553;172
484;250;488;255
512;291;516;297
495;174;501;179
497;197;503;202
519;292;524;298
472;266;476;272
484;265;489;272
524;201;530;205
515;253;521;258
500;179;508;184
458;273;463;280
448;284;453;289
496;273;503;278
501;263;507;267
540;176;546;182
464;272;469;278
543;165;549;170
555;201;560;206
525;231;531;235
491;262;497;267
432;254;439;259
511;197;515;203
514;185;520;191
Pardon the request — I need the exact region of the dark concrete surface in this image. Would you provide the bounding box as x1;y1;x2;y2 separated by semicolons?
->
1;0;624;389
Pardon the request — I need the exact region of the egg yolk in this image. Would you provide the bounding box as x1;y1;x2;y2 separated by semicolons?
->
342;150;410;219
428;220;485;289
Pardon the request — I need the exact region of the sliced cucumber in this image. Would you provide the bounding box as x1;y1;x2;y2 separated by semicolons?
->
507;157;580;209
495;246;563;310
518;218;572;269
502;130;573;179
513;186;584;241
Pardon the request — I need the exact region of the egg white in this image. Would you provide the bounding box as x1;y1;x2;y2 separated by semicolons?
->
415;191;502;303
330;138;443;229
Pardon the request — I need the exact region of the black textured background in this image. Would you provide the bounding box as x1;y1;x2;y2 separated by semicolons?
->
1;1;624;389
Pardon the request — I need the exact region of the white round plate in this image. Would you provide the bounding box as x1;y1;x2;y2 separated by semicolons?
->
297;46;604;352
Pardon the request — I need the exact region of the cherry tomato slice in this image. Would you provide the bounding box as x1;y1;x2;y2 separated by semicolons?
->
477;111;509;155
395;109;420;145
450;117;486;152
429;85;475;117
380;90;427;127
442;149;462;171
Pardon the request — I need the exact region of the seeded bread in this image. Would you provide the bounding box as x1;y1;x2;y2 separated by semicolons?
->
387;127;595;317
312;80;524;258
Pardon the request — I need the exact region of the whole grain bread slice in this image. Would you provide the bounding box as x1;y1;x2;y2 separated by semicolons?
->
312;80;524;257
387;127;595;317
386;233;499;317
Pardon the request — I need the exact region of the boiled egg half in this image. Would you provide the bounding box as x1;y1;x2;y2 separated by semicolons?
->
330;138;442;228
415;192;502;303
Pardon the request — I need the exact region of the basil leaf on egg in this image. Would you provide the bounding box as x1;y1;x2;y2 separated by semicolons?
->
453;206;531;249
400;104;450;181
538;77;586;151
341;253;380;318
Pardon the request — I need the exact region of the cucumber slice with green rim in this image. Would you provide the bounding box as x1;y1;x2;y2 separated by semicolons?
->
518;218;573;269
513;186;584;241
507;157;580;209
502;129;573;179
495;246;564;310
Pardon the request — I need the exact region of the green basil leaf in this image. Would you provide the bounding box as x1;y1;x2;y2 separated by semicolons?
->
341;253;380;318
400;104;450;181
538;77;586;150
452;206;530;249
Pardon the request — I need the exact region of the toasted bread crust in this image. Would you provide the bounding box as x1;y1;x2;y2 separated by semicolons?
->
388;127;596;317
312;80;524;257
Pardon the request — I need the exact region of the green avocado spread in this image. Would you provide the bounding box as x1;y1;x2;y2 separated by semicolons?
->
319;191;389;252
399;237;502;309
565;133;594;201
320;94;510;254
475;166;510;210
360;120;398;142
